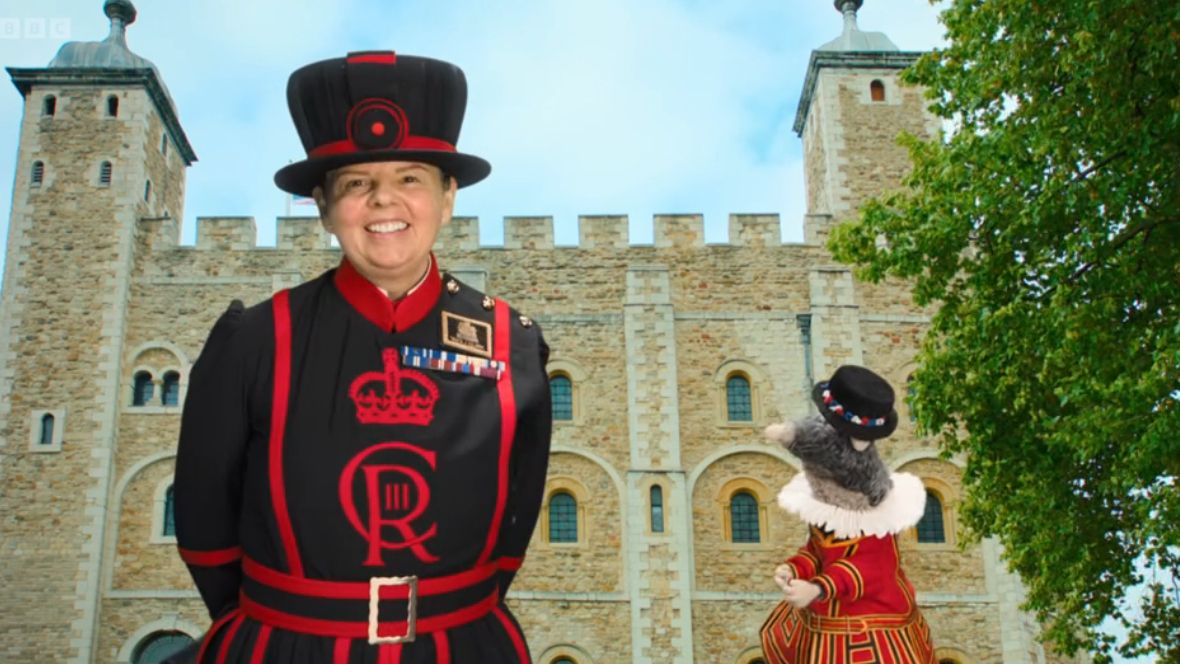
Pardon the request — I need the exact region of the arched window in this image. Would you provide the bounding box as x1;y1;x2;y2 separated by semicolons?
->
870;79;886;102
31;161;44;187
726;374;752;422
42;95;56;116
162;371;180;406
729;491;761;543
548;492;578;543
550;374;573;421
163;485;176;537
39;413;54;446
132;371;154;406
552;658;576;664
106;95;119;117
132;631;195;664
99;161;112;186
143;179;152;202
650;485;664;533
916;490;946;543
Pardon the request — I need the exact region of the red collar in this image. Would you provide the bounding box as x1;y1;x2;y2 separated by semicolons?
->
332;256;441;332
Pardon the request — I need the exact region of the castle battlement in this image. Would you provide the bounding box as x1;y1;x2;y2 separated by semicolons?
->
138;213;822;254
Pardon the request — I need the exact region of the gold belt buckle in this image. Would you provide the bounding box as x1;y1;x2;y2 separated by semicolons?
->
368;575;418;645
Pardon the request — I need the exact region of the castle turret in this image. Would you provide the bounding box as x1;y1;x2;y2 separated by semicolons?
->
0;2;193;660
795;0;939;246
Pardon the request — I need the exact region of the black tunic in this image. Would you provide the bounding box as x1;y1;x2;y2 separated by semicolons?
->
174;258;551;663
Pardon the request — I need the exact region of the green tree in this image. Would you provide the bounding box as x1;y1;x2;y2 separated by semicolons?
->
829;1;1180;660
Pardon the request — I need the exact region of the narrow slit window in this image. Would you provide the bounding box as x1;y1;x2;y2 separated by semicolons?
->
650;485;665;533
550;374;573;421
39;413;55;446
143;180;152;202
43;95;56;116
163;485;176;536
107;95;119;117
870;79;886;102
31;161;44;187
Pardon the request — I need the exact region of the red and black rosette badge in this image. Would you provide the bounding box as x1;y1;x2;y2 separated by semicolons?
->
349;98;409;151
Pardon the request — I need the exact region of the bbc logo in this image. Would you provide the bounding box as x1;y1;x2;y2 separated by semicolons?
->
0;18;72;40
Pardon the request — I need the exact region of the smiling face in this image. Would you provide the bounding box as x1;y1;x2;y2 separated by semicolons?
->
314;161;456;296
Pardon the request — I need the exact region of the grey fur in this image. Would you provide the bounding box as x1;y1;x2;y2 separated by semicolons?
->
783;415;893;508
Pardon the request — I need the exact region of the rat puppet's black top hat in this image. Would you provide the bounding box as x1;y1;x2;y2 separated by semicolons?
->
274;51;491;196
811;365;899;441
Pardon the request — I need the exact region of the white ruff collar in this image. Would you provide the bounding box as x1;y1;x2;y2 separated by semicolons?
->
776;472;926;539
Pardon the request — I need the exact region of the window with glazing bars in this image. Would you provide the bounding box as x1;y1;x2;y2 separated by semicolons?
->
726;375;752;421
133;371;154;406
550;375;573;421
162;372;180;406
916;490;946;543
730;491;760;543
548;492;578;543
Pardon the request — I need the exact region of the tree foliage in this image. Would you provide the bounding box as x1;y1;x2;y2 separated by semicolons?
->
829;0;1180;660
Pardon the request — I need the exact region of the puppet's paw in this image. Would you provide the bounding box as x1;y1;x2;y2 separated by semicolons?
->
783;579;822;609
764;421;796;445
773;564;795;592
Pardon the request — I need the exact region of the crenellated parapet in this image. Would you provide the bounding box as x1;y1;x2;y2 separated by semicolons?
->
144;213;810;257
728;213;781;247
654;214;704;248
195;216;257;251
435;215;479;251
578;215;629;249
276;216;331;250
504;216;555;250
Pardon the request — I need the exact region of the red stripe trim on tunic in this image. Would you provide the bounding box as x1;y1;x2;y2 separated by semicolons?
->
498;556;523;571
379;643;402;664
477;299;516;565
492;605;529;663
178;545;242;567
433;631;451;664
248;626;271;664
242;555;499;599
240;590;499;638
333;637;351;664
214;613;246;664
196;608;240;664
270;290;303;576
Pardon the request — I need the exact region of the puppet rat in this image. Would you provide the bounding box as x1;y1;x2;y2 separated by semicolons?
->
760;365;936;664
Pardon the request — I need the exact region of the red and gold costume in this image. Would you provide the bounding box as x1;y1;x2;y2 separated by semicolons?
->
761;473;936;664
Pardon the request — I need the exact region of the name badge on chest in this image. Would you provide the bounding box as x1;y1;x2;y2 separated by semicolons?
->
441;311;493;358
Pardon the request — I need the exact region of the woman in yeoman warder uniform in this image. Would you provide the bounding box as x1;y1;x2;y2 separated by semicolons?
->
172;50;552;663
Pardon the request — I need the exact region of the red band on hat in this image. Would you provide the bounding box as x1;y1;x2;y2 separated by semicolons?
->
309;136;456;158
347;53;396;65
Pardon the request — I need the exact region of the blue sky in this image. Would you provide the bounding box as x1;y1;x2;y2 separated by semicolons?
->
0;0;948;269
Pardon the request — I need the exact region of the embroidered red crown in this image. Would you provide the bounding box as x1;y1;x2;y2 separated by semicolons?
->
349;349;439;426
